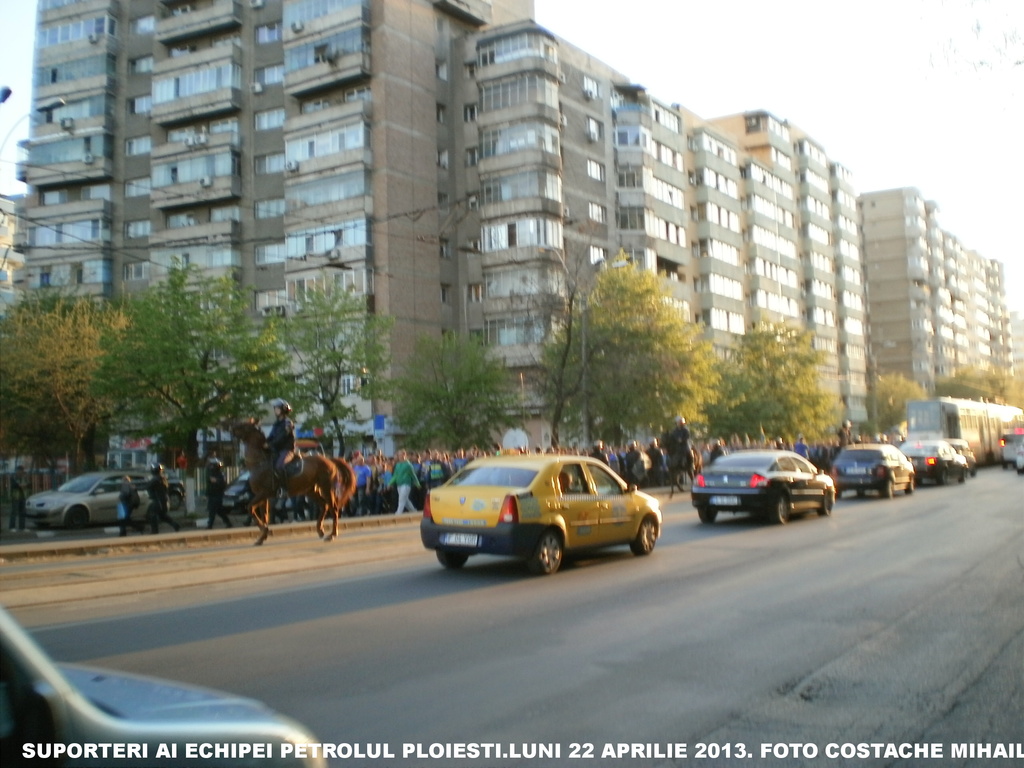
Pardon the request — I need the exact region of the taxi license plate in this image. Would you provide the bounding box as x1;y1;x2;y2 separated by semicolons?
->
441;532;479;547
710;495;740;506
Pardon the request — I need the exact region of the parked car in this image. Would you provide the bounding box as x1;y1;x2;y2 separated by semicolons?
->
25;471;151;529
691;450;835;525
223;470;253;516
1016;443;1024;474
1000;428;1024;469
831;443;916;499
946;438;978;477
899;440;967;485
421;454;662;575
0;605;325;767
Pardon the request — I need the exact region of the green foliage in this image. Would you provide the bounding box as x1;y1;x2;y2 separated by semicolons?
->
873;373;927;434
541;266;719;445
0;292;127;471
276;283;393;450
98;266;290;459
392;332;519;448
935;367;1024;408
704;323;842;442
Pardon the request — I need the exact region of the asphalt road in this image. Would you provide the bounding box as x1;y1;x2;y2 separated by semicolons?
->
2;470;1021;768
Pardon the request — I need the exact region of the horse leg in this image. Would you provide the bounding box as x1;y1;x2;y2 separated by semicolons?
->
252;498;272;546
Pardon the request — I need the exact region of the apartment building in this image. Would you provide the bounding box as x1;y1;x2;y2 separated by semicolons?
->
860;188;1012;392
22;0;875;446
1;194;24;315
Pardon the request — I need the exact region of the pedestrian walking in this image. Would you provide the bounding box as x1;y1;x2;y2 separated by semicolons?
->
205;458;232;529
9;466;27;532
147;463;180;533
388;449;421;514
117;476;141;537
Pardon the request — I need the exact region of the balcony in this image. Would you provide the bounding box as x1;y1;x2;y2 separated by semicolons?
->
156;0;242;45
152;47;243;126
150;219;240;248
432;0;491;26
151;173;241;210
283;51;371;98
24;151;113;188
41;0;121;24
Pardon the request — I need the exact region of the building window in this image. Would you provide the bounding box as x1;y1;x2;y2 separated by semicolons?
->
256;23;281;44
586;159;605;181
255;108;286;130
125;136;151;156
125;219;151;238
125;177;150;197
254;64;284;85
255;153;285;174
588;202;606;223
132;16;155;34
436;104;446;124
440;284;451;305
129;95;152;115
255;198;286;219
467;283;483;302
464;104;477;122
130;56;153;74
465;147;478;167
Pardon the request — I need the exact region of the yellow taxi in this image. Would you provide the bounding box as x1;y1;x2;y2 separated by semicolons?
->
420;454;662;575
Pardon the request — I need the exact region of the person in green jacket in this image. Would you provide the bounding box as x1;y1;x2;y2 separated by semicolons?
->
388;449;422;514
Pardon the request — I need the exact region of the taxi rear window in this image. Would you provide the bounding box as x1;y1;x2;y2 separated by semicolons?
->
450;466;537;488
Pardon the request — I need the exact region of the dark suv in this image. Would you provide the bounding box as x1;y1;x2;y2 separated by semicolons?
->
831;444;916;499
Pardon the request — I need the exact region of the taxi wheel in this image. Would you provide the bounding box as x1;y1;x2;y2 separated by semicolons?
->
436;550;468;569
528;529;564;575
905;476;915;495
630;516;659;555
882;478;895;499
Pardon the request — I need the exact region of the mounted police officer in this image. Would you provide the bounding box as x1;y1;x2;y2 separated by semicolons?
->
267;398;297;489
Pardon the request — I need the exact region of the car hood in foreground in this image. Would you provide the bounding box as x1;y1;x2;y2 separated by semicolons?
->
60;663;302;724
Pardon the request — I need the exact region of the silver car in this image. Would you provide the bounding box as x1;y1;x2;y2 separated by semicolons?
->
24;471;151;529
0;605;325;766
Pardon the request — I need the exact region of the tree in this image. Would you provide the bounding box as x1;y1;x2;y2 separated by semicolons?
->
276;282;393;455
391;332;519;448
873;373;927;435
98;266;291;462
543;265;719;445
935;367;1024;407
0;292;128;471
704;323;841;442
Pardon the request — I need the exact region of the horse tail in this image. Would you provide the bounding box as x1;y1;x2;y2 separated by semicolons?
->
331;457;358;509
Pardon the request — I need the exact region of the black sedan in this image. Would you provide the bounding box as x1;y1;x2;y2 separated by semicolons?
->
831;443;916;499
899;440;967;485
691;450;835;525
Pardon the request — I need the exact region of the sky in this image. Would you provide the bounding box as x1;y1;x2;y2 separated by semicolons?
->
2;0;1022;313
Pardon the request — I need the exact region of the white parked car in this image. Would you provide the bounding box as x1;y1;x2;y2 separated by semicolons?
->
1016;443;1024;474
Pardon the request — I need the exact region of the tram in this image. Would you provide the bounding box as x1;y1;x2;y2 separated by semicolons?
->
905;398;1024;465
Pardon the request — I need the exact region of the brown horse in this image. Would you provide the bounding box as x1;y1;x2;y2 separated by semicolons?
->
230;419;356;544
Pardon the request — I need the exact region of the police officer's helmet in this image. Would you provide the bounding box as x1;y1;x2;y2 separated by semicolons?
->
676;415;686;425
151;463;163;474
271;398;292;414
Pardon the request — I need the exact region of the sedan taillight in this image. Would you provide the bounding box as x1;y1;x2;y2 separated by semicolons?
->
695;474;706;488
926;457;938;466
749;473;768;488
497;494;519;524
422;493;432;520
